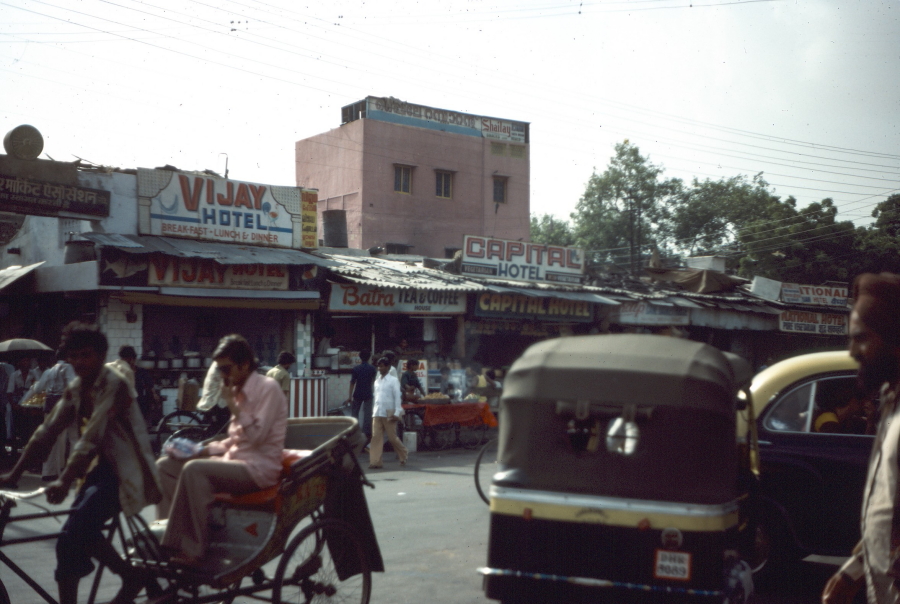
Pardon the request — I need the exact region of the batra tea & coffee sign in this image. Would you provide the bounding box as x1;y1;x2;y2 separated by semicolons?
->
329;284;466;314
138;168;317;248
461;235;584;284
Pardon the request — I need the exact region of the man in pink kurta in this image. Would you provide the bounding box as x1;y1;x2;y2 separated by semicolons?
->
157;335;287;565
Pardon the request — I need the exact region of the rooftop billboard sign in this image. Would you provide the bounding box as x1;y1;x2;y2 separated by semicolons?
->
137;168;317;249
460;235;584;285
353;97;528;143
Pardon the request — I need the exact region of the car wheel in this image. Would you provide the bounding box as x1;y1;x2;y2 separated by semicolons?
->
749;512;798;592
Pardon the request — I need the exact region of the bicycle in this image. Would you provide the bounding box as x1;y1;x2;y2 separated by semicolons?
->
153;405;231;455
0;416;380;604
474;438;499;505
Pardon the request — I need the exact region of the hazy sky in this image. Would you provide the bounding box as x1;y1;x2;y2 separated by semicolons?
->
2;0;898;231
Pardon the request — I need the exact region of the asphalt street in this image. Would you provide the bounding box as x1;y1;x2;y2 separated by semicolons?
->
0;443;839;604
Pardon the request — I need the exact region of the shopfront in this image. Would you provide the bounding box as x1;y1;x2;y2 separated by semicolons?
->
319;281;469;407
467;288;608;369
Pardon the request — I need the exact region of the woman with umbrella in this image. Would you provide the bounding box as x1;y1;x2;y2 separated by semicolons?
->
0;338;54;454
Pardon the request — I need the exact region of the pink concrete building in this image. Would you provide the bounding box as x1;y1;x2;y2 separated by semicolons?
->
295;96;531;258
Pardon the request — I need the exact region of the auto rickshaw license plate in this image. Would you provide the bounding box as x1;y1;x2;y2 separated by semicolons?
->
653;549;691;581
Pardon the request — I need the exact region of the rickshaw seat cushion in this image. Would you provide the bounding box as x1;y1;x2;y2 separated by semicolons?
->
213;449;312;509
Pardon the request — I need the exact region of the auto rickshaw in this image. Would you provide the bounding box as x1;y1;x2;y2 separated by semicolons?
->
480;334;756;604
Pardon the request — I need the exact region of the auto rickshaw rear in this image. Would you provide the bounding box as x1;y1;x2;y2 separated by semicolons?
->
481;334;755;604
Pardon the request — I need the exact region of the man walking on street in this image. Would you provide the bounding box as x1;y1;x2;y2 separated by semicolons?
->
0;322;161;604
18;351;77;481
266;351;295;401
348;349;376;448
823;273;900;604
369;356;407;469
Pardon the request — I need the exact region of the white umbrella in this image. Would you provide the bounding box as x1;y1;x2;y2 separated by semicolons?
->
0;338;54;361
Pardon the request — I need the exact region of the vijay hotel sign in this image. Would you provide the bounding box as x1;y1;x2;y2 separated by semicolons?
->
137;168;318;248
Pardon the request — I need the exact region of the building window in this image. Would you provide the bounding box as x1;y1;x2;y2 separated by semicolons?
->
490;142;507;156
435;171;452;199
509;145;526;159
493;177;507;203
394;165;412;194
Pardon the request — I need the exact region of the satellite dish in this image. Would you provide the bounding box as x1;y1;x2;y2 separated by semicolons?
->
3;125;44;160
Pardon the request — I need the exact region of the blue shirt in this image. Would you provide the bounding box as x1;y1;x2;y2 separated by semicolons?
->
350;362;377;400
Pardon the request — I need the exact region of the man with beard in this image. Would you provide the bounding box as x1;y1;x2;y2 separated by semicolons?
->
823;273;900;604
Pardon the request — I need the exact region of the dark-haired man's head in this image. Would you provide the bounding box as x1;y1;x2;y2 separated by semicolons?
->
119;345;137;369
359;349;371;363
376;356;391;376
277;351;296;368
60;322;108;382
406;360;419;371
213;334;258;388
850;273;900;394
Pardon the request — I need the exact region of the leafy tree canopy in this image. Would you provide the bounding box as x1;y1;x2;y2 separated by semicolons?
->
570;141;681;271
530;214;576;246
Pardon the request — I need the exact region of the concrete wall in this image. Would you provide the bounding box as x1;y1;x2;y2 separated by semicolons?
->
295;121;365;247
295;116;530;258
98;295;144;362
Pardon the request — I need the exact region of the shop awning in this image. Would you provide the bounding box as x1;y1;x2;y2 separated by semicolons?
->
483;284;619;305
81;233;339;268
110;290;319;310
0;262;44;293
327;253;485;291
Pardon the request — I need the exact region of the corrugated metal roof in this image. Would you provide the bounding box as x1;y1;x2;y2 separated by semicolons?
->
81;234;338;268
0;262;44;292
327;254;485;292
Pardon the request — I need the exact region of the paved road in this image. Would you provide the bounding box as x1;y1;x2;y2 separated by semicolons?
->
0;444;837;603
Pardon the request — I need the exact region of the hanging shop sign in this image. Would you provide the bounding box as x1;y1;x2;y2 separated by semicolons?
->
779;310;847;335
0;173;110;219
301;190;318;248
465;320;569;338
461;235;584;284
781;283;848;307
147;255;289;290
473;292;594;323
328;283;466;314
138;168;317;249
614;301;690;326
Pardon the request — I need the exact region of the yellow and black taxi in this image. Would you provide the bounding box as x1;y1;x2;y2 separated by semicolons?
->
745;350;867;583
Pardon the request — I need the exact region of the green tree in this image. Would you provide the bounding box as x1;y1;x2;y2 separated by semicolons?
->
571;141;681;272
737;197;859;283
530;214;575;246
665;173;782;258
850;194;900;274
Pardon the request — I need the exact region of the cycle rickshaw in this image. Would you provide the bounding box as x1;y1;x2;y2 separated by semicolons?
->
479;334;758;604
0;415;383;604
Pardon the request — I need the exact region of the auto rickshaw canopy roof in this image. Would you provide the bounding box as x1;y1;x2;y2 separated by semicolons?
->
502;334;751;416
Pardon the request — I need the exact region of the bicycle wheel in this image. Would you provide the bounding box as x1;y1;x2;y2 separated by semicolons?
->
0;579;10;604
475;438;499;505
458;422;487;449
273;518;370;604
424;424;455;450
154;411;202;453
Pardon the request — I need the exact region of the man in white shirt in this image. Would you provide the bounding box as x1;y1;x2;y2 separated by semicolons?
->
20;355;77;480
823;273;900;604
369;356;408;469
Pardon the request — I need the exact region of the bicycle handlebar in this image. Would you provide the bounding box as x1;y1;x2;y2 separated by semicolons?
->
0;488;46;502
